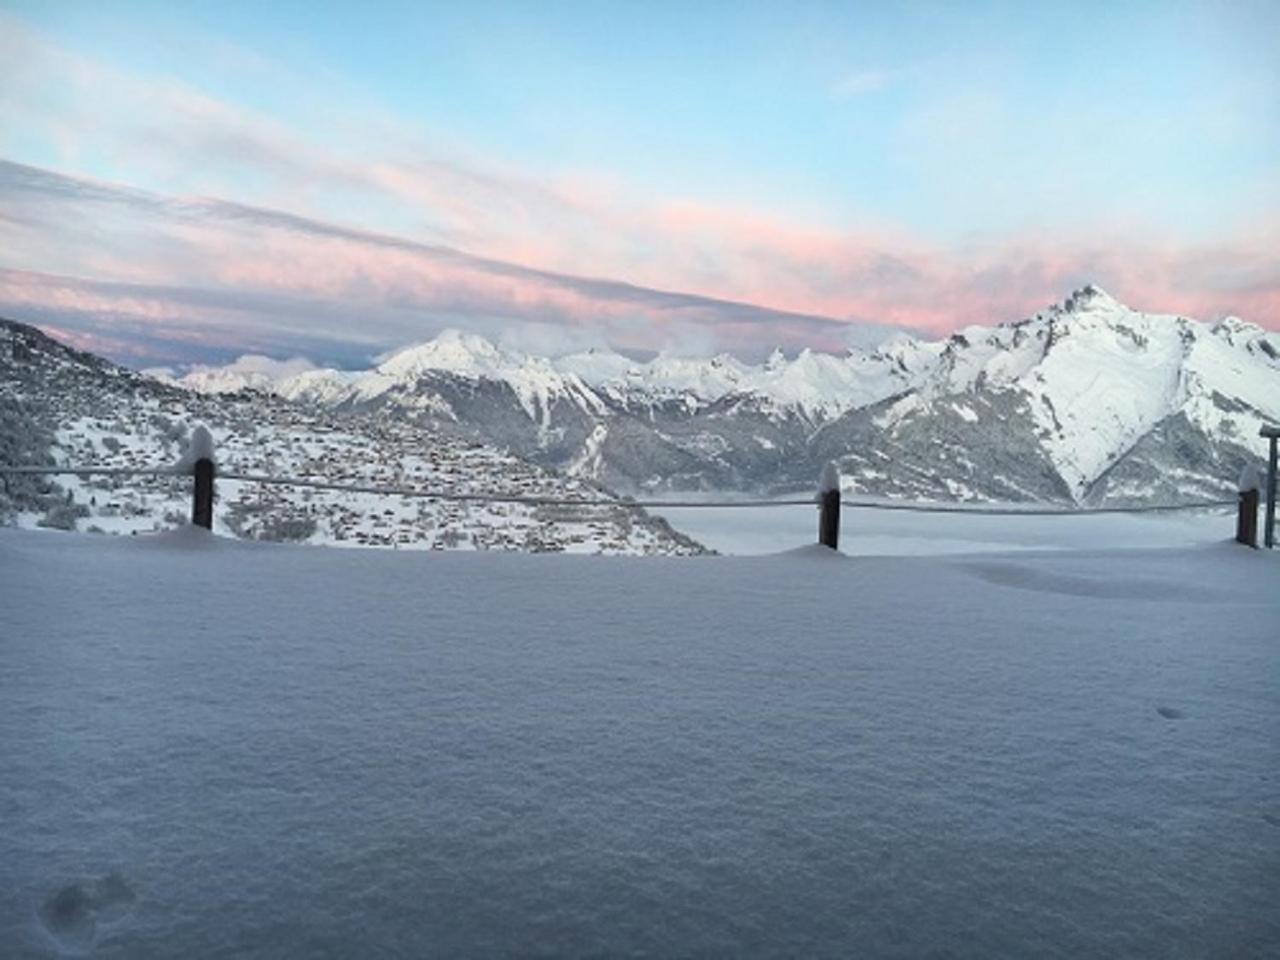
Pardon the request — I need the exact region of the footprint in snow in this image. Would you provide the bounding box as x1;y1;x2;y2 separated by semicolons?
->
1156;706;1185;720
38;873;135;951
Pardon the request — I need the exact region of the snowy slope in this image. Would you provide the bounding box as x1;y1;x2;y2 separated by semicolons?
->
1181;317;1280;451
829;286;1279;504
0;320;704;555
1019;290;1278;500
1;527;1277;958
862;288;1206;499
1023;299;1189;494
372;330;606;424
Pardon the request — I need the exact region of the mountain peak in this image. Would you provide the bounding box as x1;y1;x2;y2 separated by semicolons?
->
1061;283;1122;314
1211;315;1259;338
377;329;503;378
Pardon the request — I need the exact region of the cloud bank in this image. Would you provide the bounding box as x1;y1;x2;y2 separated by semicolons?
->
3;157;1275;369
0;15;1275;368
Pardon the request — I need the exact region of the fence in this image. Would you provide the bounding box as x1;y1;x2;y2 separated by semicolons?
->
5;421;1276;551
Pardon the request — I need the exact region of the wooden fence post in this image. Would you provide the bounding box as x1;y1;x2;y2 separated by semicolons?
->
1237;464;1260;548
184;425;217;531
818;462;840;550
192;458;214;530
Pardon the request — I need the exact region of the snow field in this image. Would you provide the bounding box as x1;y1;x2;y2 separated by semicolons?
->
1;527;1277;957
647;501;1240;556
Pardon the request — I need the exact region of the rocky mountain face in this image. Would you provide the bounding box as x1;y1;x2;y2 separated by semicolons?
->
0;320;706;555
175;286;1280;505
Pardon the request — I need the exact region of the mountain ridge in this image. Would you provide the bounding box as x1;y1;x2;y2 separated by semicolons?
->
157;285;1280;506
51;287;1280;503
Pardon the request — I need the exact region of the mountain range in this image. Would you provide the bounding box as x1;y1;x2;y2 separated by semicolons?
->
171;286;1280;505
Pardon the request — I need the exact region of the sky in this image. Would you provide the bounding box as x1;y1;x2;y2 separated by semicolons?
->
0;0;1277;368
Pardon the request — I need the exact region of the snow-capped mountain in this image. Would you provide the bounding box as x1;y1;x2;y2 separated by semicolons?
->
150;354;320;395
170;286;1280;504
272;331;920;423
0;320;705;554
824;285;1279;503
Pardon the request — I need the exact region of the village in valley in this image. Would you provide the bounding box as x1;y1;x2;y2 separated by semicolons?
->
0;321;705;556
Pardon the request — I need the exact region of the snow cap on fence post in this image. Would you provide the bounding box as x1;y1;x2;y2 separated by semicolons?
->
819;461;840;497
817;461;841;550
174;425;216;530
1237;464;1262;493
174;425;217;474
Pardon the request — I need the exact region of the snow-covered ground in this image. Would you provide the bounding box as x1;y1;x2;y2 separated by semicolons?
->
1;526;1277;958
648;501;1238;556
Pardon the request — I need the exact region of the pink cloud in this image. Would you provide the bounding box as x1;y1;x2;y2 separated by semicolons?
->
4;159;1277;371
4;17;1275;356
455;188;1279;334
